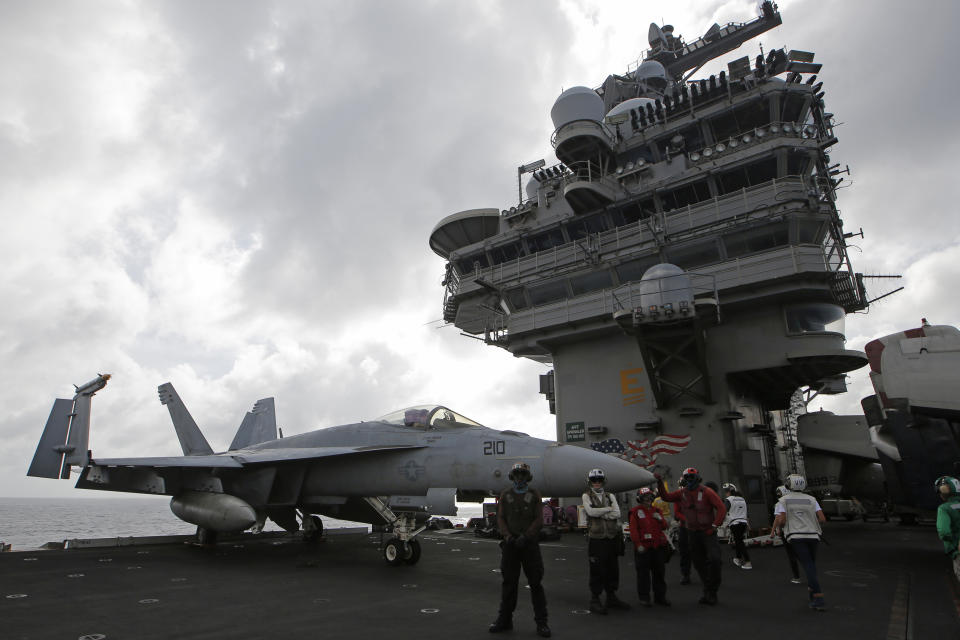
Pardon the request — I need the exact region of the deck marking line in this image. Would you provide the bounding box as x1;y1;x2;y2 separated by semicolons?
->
884;572;909;640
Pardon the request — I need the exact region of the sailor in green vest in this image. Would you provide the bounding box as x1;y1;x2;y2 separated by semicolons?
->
935;476;960;583
489;462;551;638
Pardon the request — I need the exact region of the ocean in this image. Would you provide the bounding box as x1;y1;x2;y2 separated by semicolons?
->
0;496;483;551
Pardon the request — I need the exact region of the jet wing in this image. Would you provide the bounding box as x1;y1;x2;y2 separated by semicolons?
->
88;445;424;469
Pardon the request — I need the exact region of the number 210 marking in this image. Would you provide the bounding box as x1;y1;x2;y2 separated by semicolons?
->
483;440;506;455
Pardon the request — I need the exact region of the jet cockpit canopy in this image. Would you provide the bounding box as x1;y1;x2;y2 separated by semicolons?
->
376;405;485;429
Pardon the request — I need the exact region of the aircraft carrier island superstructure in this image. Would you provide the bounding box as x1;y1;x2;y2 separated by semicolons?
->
429;2;869;524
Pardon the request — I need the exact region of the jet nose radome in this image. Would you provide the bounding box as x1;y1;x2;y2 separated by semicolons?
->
540;444;654;497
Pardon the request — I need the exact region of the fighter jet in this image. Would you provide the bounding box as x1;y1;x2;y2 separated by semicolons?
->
28;374;653;564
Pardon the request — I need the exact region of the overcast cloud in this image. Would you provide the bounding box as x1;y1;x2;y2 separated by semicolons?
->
2;0;958;498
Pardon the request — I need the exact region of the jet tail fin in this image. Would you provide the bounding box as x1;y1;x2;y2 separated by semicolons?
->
158;383;214;456
229;398;277;450
27;374;111;479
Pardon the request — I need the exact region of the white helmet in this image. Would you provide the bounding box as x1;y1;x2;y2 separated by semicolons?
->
775;485;787;498
785;474;807;492
588;468;606;483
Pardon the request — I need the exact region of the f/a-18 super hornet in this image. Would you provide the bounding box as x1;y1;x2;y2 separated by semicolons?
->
28;375;652;564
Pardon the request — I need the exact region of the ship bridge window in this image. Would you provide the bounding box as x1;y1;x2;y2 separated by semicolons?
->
723;221;789;258
710;99;772;141
664;239;721;269
786;152;811;177
527;228;566;252
615;255;661;284
661;179;711;211
717;158;778;195
570;270;613;295
527;279;569;306
784;303;845;336
611;198;655;226
490;242;524;265
795;218;827;244
506;287;529;311
780;92;808;123
456;251;489;275
567;213;610;240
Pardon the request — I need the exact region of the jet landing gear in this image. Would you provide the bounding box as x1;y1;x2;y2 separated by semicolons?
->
301;513;324;544
364;497;425;566
383;537;422;566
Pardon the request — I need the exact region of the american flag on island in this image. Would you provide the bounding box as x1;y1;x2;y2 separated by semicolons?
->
590;434;692;467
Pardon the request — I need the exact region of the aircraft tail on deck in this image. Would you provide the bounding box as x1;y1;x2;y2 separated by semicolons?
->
27;374;111;479
158;383;214;456
229;398;277;450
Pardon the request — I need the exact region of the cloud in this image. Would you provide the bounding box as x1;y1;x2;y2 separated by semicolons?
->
3;0;959;500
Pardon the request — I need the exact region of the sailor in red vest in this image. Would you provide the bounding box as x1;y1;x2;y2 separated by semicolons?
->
629;487;671;607
657;468;727;604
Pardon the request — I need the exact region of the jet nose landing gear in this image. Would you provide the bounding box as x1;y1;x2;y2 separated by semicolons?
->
364;497;427;566
383;538;422;566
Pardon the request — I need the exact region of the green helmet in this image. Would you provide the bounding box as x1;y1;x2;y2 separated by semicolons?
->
935;476;960;497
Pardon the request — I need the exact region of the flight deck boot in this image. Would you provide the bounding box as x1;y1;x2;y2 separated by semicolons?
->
535;620;552;638
589;595;608;615
488;617;512;633
606;592;631;610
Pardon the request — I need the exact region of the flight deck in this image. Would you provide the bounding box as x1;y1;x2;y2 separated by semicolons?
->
2;521;957;639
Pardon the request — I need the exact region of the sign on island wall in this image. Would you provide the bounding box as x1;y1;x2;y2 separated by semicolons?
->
565;421;585;442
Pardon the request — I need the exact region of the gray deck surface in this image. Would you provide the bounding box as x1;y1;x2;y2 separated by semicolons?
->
2;520;958;640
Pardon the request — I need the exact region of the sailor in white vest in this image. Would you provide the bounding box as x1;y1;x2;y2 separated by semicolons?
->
771;474;827;611
721;483;752;570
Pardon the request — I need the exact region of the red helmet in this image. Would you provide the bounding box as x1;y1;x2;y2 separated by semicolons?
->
637;486;654;499
680;468;701;488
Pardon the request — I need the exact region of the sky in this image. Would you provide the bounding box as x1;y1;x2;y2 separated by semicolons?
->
2;0;958;498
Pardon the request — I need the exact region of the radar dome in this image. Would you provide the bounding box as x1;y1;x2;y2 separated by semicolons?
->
634;60;668;92
525;174;542;200
551;86;605;130
606;97;656;119
639;263;694;311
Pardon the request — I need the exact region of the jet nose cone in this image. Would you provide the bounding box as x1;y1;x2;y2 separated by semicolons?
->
541;444;654;497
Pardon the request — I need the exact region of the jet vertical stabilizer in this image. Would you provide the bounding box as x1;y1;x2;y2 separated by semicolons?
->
157;383;214;456
27;374;111;479
229;398;277;450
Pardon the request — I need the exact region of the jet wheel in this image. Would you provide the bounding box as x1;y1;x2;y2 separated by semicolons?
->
383;537;406;566
402;539;422;565
303;515;323;543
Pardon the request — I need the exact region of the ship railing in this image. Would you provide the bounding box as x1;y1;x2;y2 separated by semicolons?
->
550;119;616;150
504;244;840;335
472;175;810;288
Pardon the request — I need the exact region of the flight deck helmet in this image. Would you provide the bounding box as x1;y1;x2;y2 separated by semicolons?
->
935;476;960;499
721;482;738;495
588;468;606;484
775;485;787;499
679;467;701;489
637;486;655;501
785;474;807;492
508;462;532;483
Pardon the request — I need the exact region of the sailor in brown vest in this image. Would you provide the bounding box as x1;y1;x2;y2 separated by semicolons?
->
582;468;631;614
489;462;551;638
